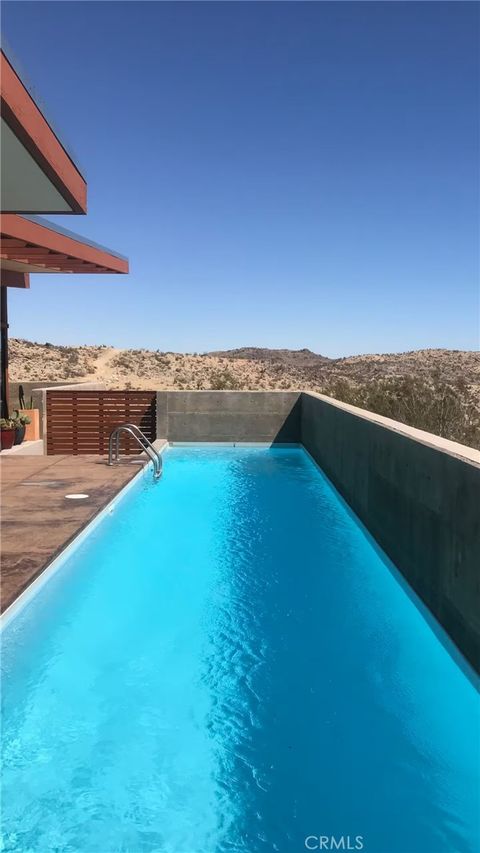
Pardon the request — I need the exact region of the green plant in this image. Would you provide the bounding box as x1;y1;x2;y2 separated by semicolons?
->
19;385;34;409
321;376;480;449
12;410;31;425
208;368;243;391
0;418;15;430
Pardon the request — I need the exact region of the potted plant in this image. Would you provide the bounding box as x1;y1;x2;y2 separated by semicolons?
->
17;387;40;441
12;411;31;445
0;418;16;451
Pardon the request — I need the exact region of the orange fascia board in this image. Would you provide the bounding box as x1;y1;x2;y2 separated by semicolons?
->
1;215;129;274
1;50;87;214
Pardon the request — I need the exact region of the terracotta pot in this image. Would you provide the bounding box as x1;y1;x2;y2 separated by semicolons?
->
0;429;15;450
17;408;40;441
14;425;26;445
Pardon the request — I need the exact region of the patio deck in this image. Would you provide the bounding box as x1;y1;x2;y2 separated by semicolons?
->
0;454;148;613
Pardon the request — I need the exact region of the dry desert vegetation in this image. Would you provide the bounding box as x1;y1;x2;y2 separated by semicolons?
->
10;339;480;447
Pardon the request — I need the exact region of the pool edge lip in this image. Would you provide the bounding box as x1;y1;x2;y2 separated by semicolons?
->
169;441;301;447
0;447;170;631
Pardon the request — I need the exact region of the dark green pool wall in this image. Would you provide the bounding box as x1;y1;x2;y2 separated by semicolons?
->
301;391;480;673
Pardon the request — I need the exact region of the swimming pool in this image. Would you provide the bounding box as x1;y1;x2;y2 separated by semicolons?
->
1;446;478;853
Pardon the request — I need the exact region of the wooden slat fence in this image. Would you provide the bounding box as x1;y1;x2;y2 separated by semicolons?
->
46;390;156;455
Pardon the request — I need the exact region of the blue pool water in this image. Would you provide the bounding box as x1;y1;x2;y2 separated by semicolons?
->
1;447;478;853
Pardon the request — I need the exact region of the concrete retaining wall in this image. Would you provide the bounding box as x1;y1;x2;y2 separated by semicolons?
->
9;380;90;412
156;391;301;443
301;391;480;672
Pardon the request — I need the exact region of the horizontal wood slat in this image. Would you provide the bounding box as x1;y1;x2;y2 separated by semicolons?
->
46;390;156;455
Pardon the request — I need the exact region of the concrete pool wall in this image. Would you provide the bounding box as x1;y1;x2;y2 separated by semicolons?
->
156;389;480;671
300;391;480;674
156;391;301;443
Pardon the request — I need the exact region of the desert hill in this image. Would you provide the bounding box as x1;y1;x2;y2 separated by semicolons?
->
9;339;480;447
208;347;330;367
9;339;479;392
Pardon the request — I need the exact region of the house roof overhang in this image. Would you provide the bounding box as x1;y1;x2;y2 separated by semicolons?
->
0;49;87;214
0;214;129;280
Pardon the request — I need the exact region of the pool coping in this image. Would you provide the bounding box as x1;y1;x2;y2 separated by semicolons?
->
302;391;480;468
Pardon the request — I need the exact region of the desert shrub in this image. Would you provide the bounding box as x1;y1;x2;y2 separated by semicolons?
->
111;354;135;371
63;352;84;377
208;368;243;391
321;376;480;448
154;354;169;366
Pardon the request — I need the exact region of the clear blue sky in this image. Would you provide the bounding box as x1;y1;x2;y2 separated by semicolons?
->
3;1;479;357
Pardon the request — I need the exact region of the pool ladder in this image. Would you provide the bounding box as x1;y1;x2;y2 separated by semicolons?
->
108;424;162;480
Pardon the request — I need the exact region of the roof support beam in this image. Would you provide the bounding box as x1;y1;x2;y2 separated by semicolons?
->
0;269;30;288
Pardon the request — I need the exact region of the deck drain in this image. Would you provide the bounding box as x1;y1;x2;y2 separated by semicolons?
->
64;493;90;500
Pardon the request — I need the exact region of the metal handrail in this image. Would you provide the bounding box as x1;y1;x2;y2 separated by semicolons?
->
108;424;162;479
114;423;152;462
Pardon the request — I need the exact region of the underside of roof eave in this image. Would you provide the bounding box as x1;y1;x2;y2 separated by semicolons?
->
1;215;129;276
0;49;87;214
